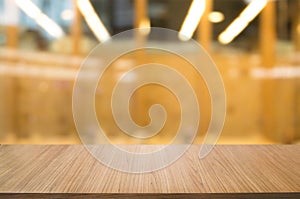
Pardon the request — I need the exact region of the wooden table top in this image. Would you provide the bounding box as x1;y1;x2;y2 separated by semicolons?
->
0;145;299;198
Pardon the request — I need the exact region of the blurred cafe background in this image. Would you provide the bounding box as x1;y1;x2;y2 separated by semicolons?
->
0;0;300;144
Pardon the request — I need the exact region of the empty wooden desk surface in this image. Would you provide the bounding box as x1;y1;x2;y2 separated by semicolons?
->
0;145;299;198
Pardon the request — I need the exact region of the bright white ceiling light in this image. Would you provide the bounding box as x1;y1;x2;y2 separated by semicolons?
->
61;9;74;21
179;0;206;41
15;0;65;38
218;0;267;44
209;11;224;23
138;18;151;36
77;0;110;42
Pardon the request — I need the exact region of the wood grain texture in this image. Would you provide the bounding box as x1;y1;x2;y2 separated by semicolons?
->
0;145;299;198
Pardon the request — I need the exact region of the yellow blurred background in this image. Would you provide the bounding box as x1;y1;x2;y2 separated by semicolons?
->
0;0;299;144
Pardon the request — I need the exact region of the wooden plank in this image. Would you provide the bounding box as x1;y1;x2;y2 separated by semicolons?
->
293;0;300;51
134;0;148;29
71;0;82;56
0;145;299;198
197;0;213;51
134;0;148;45
261;1;296;143
133;0;148;125
5;0;18;49
292;1;300;141
259;1;277;140
5;25;18;140
260;1;276;68
0;193;299;199
6;26;18;48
